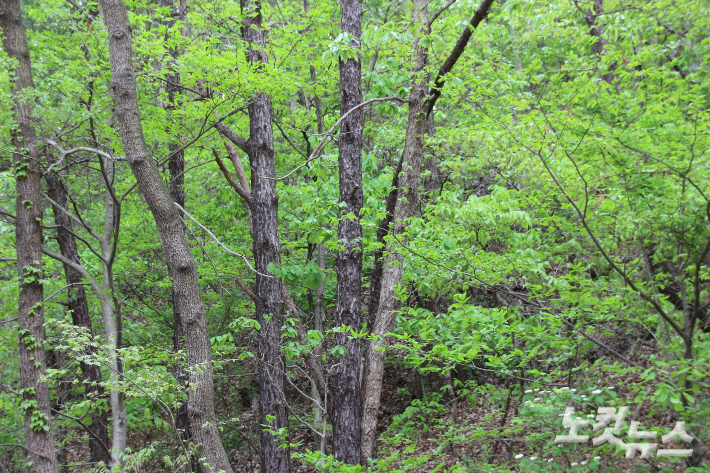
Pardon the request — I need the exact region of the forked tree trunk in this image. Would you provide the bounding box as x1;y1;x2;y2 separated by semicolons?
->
45;173;111;466
1;0;59;471
360;0;494;461
97;1;232;471
359;42;429;462
332;0;364;464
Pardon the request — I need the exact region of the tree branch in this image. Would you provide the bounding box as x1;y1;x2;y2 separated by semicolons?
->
425;0;495;116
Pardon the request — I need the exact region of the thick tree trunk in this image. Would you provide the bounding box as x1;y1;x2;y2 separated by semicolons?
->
237;1;290;470
45;173;111;466
1;1;59;471
97;1;232;471
160;0;190;444
249;93;290;473
332;0;364;464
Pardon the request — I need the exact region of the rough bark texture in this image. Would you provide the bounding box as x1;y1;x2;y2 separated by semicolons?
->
361;0;493;461
240;1;290;470
159;0;190;444
1;2;59;472
332;0;364;464
249;93;289;473
97;1;232;471
1;0;59;471
46;173;111;466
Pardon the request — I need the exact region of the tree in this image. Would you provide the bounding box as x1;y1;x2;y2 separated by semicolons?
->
331;0;364;463
97;0;232;469
1;0;59;470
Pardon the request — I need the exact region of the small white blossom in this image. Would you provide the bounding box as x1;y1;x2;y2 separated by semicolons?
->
594;456;601;461
571;462;578;466
587;415;594;418
571;388;577;392
515;454;523;459
558;414;563;416
525;389;533;393
591;390;602;395
530;456;537;461
534;398;541;401
548;458;554;463
561;387;569;390
606;387;614;390
581;461;587;465
534;388;540;392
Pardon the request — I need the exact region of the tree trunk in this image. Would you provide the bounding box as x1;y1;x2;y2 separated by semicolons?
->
45;173;111;466
1;0;59;471
97;1;232;471
312;242;326;452
360;0;493;461
160;0;190;445
249;93;289;473
97;159;128;466
239;1;290;470
332;0;364;464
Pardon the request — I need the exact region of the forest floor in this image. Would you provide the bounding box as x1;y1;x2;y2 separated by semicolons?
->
56;325;706;472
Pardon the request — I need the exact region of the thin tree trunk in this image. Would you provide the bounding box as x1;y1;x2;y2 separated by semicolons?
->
97;159;128;466
332;0;364;464
239;0;289;470
97;1;232;471
360;0;494;461
45;173;111;466
312;242;326;452
1;1;59;471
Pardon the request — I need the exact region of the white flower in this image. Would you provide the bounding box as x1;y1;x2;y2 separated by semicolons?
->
530;456;537;461
571;388;577;392
594;456;601;461
606;387;614;390
515;454;523;459
548;458;554;462
558;414;563;416
581;461;587;465
525;389;533;393
591;390;602;395
587;415;594;418
562;387;569;390
576;417;582;420
534;398;541;401
534;389;540;392
571;462;578;466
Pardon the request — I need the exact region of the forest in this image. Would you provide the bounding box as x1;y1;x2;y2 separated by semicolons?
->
0;0;709;470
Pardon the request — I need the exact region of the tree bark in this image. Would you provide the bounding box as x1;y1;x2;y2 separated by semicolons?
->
160;0;190;446
240;1;289;470
332;0;364;464
360;0;493;461
45;173;111;466
97;1;232;471
0;0;59;471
